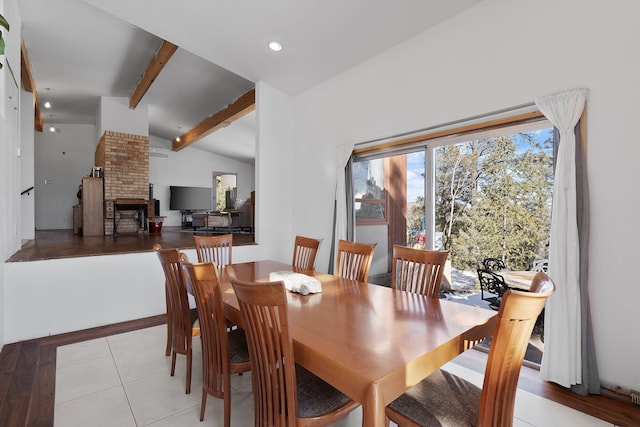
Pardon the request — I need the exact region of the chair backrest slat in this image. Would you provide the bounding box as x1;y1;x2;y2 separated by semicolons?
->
335;240;377;282
194;234;233;266
392;245;449;297
292;235;320;270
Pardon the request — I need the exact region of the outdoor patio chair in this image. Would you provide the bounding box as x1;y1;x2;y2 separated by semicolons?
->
477;268;509;310
482;257;506;271
531;258;549;272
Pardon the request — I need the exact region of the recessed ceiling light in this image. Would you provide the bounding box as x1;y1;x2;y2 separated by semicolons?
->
44;88;52;108
49;126;56;132
268;41;283;52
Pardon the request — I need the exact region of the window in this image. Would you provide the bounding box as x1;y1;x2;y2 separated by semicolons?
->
432;129;554;272
352;111;554;365
354;158;387;223
352;109;554;278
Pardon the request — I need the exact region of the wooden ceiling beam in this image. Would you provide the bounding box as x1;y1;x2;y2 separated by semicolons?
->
20;37;43;132
129;40;178;109
172;88;255;152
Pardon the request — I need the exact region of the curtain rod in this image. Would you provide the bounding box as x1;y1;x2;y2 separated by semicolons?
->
355;101;537;147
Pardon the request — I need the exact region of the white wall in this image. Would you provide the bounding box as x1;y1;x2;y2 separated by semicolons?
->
34;124;97;229
20;90;35;239
290;0;640;391
357;225;388;276
149;136;255;227
0;0;22;350
3;82;295;342
98;96;149;137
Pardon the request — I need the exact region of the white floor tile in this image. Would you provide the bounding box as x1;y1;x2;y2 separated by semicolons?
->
123;370;202;426
53;325;614;427
107;324;167;355
56;337;111;369
146;389;254;427
329;406;363;426
230;369;254;392
55;355;121;404
112;345;174;384
54;385;136;427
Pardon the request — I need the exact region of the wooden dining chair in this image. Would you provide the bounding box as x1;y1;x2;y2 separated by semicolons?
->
154;243;199;356
385;272;556;427
193;234;233;266
335;239;377;282
194;234;237;330
226;266;360;427
154;245;200;394
181;259;251;426
391;245;449;297
292;235;321;270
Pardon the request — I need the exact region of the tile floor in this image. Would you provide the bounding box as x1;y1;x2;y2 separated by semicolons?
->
54;324;614;427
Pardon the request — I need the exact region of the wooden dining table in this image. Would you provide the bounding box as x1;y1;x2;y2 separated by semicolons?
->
219;260;497;427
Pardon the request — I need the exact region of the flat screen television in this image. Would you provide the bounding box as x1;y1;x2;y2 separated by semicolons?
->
169;186;212;211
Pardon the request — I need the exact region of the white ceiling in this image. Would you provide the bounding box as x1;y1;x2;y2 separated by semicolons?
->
17;0;482;163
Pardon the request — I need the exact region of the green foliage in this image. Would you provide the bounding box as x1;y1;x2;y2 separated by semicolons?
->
407;196;425;247
434;130;553;271
0;14;9;69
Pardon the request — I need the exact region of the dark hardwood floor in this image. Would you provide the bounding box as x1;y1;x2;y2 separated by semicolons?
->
8;227;255;262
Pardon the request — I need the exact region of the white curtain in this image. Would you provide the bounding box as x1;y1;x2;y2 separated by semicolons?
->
536;88;589;387
332;144;354;267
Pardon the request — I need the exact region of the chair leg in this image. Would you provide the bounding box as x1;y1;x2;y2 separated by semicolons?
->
185;350;192;394
170;352;177;376
200;389;207;421
224;376;231;427
165;293;172;357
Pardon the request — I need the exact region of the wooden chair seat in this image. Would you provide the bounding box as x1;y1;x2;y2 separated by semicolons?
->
294;364;356;419
387;369;480;426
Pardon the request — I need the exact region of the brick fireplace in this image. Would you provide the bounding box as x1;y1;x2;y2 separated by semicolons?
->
95;131;150;235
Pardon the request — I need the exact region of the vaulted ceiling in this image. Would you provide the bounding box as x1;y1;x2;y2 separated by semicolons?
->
17;0;483;163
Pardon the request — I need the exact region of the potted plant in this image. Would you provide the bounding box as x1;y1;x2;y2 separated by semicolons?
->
0;13;9;69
